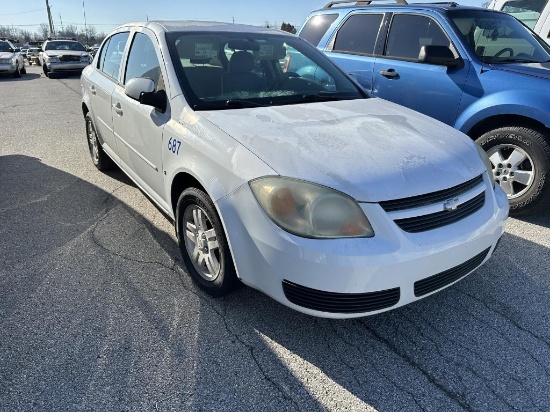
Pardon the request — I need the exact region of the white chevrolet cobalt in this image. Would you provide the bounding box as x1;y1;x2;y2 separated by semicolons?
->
81;21;509;318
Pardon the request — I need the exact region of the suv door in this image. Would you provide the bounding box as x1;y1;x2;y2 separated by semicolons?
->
85;31;130;160
372;13;469;126
323;13;385;92
111;29;169;207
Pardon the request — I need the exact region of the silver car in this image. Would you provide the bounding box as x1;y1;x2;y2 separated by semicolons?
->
0;40;26;78
40;39;91;78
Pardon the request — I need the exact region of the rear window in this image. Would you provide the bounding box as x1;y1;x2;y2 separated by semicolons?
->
333;14;383;55
299;14;339;47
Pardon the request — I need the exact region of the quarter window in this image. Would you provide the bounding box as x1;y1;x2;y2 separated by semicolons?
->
386;15;450;60
98;32;130;82
299;13;339;47
125;32;163;89
333;14;383;55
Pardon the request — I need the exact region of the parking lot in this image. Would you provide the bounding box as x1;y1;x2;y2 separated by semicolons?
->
1;63;550;411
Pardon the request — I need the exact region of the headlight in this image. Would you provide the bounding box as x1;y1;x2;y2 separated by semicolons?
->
475;143;495;188
0;58;10;64
80;55;90;62
47;56;60;63
250;176;374;239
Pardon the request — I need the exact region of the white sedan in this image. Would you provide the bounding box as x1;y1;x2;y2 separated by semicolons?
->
81;21;508;318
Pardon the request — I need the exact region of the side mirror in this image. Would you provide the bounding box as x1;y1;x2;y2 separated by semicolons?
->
125;77;167;113
418;45;464;69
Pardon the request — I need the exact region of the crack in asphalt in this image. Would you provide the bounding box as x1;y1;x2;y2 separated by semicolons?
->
57;78;82;96
325;321;427;411
357;319;472;411
88;203;302;411
399;311;528;411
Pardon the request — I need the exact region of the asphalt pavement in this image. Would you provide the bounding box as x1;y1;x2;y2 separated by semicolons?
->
1;64;549;411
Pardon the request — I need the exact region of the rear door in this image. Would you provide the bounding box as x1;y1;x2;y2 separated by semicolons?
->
323;13;385;92
372;13;469;126
85;31;130;159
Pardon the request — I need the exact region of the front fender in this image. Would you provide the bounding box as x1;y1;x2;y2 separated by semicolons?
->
455;90;550;134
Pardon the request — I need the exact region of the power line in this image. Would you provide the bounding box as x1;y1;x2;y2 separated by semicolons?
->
0;8;46;16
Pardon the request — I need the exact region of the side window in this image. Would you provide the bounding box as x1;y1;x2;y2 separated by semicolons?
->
124;32;162;90
386;15;451;61
333;14;383;55
299;13;339;47
96;38;111;70
99;32;130;82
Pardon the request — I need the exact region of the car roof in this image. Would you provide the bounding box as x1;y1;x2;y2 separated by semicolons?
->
312;1;490;13
114;20;288;36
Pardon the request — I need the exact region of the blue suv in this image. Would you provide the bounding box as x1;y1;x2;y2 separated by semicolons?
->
298;1;550;215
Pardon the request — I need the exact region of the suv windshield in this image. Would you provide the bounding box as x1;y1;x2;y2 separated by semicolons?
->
166;31;365;110
449;9;550;63
45;41;86;51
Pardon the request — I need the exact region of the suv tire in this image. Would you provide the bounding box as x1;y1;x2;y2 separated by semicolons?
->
476;126;550;215
13;63;21;78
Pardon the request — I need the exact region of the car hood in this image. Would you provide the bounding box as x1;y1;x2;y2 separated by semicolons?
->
0;52;15;59
489;61;550;80
199;99;484;202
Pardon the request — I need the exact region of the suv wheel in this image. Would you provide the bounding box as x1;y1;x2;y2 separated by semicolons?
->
476;126;550;215
175;188;237;297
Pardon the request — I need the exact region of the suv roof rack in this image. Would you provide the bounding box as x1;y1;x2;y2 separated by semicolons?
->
323;0;408;8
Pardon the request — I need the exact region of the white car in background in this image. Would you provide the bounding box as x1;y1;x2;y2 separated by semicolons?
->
39;38;91;78
489;0;550;45
0;39;26;78
81;21;509;318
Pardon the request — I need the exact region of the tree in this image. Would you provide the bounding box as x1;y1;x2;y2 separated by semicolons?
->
39;23;50;39
280;22;297;34
481;1;491;7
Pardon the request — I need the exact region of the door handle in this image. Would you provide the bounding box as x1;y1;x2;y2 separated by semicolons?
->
380;69;399;78
90;85;96;95
113;102;123;116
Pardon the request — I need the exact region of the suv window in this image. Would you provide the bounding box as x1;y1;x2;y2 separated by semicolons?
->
333;14;383;55
99;32;129;82
386;14;451;60
299;14;338;46
125;32;163;89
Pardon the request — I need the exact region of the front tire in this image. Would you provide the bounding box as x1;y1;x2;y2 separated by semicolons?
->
476;126;550;215
85;112;113;170
176;188;237;297
13;63;21;78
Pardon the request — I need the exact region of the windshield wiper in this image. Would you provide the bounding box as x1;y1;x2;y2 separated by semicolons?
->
492;58;542;64
225;99;270;108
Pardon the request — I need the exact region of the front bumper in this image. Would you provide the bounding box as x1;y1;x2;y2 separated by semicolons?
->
0;62;16;75
46;61;88;73
216;178;509;319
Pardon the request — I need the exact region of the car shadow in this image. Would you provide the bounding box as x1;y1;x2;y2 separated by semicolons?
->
0;72;41;81
2;154;548;410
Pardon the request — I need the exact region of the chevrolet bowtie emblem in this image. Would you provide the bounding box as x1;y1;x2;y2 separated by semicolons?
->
443;198;460;211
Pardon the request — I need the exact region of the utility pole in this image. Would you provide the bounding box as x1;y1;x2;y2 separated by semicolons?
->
45;0;55;37
59;13;63;32
83;1;88;45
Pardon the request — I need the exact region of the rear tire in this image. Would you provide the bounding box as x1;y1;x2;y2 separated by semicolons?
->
175;188;237;297
476;126;550;215
85;112;114;171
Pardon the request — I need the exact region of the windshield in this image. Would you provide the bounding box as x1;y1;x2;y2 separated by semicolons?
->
0;41;14;52
449;9;550;64
45;41;86;52
166;31;365;110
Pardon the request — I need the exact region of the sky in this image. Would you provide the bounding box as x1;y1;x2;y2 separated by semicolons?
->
1;0;486;35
